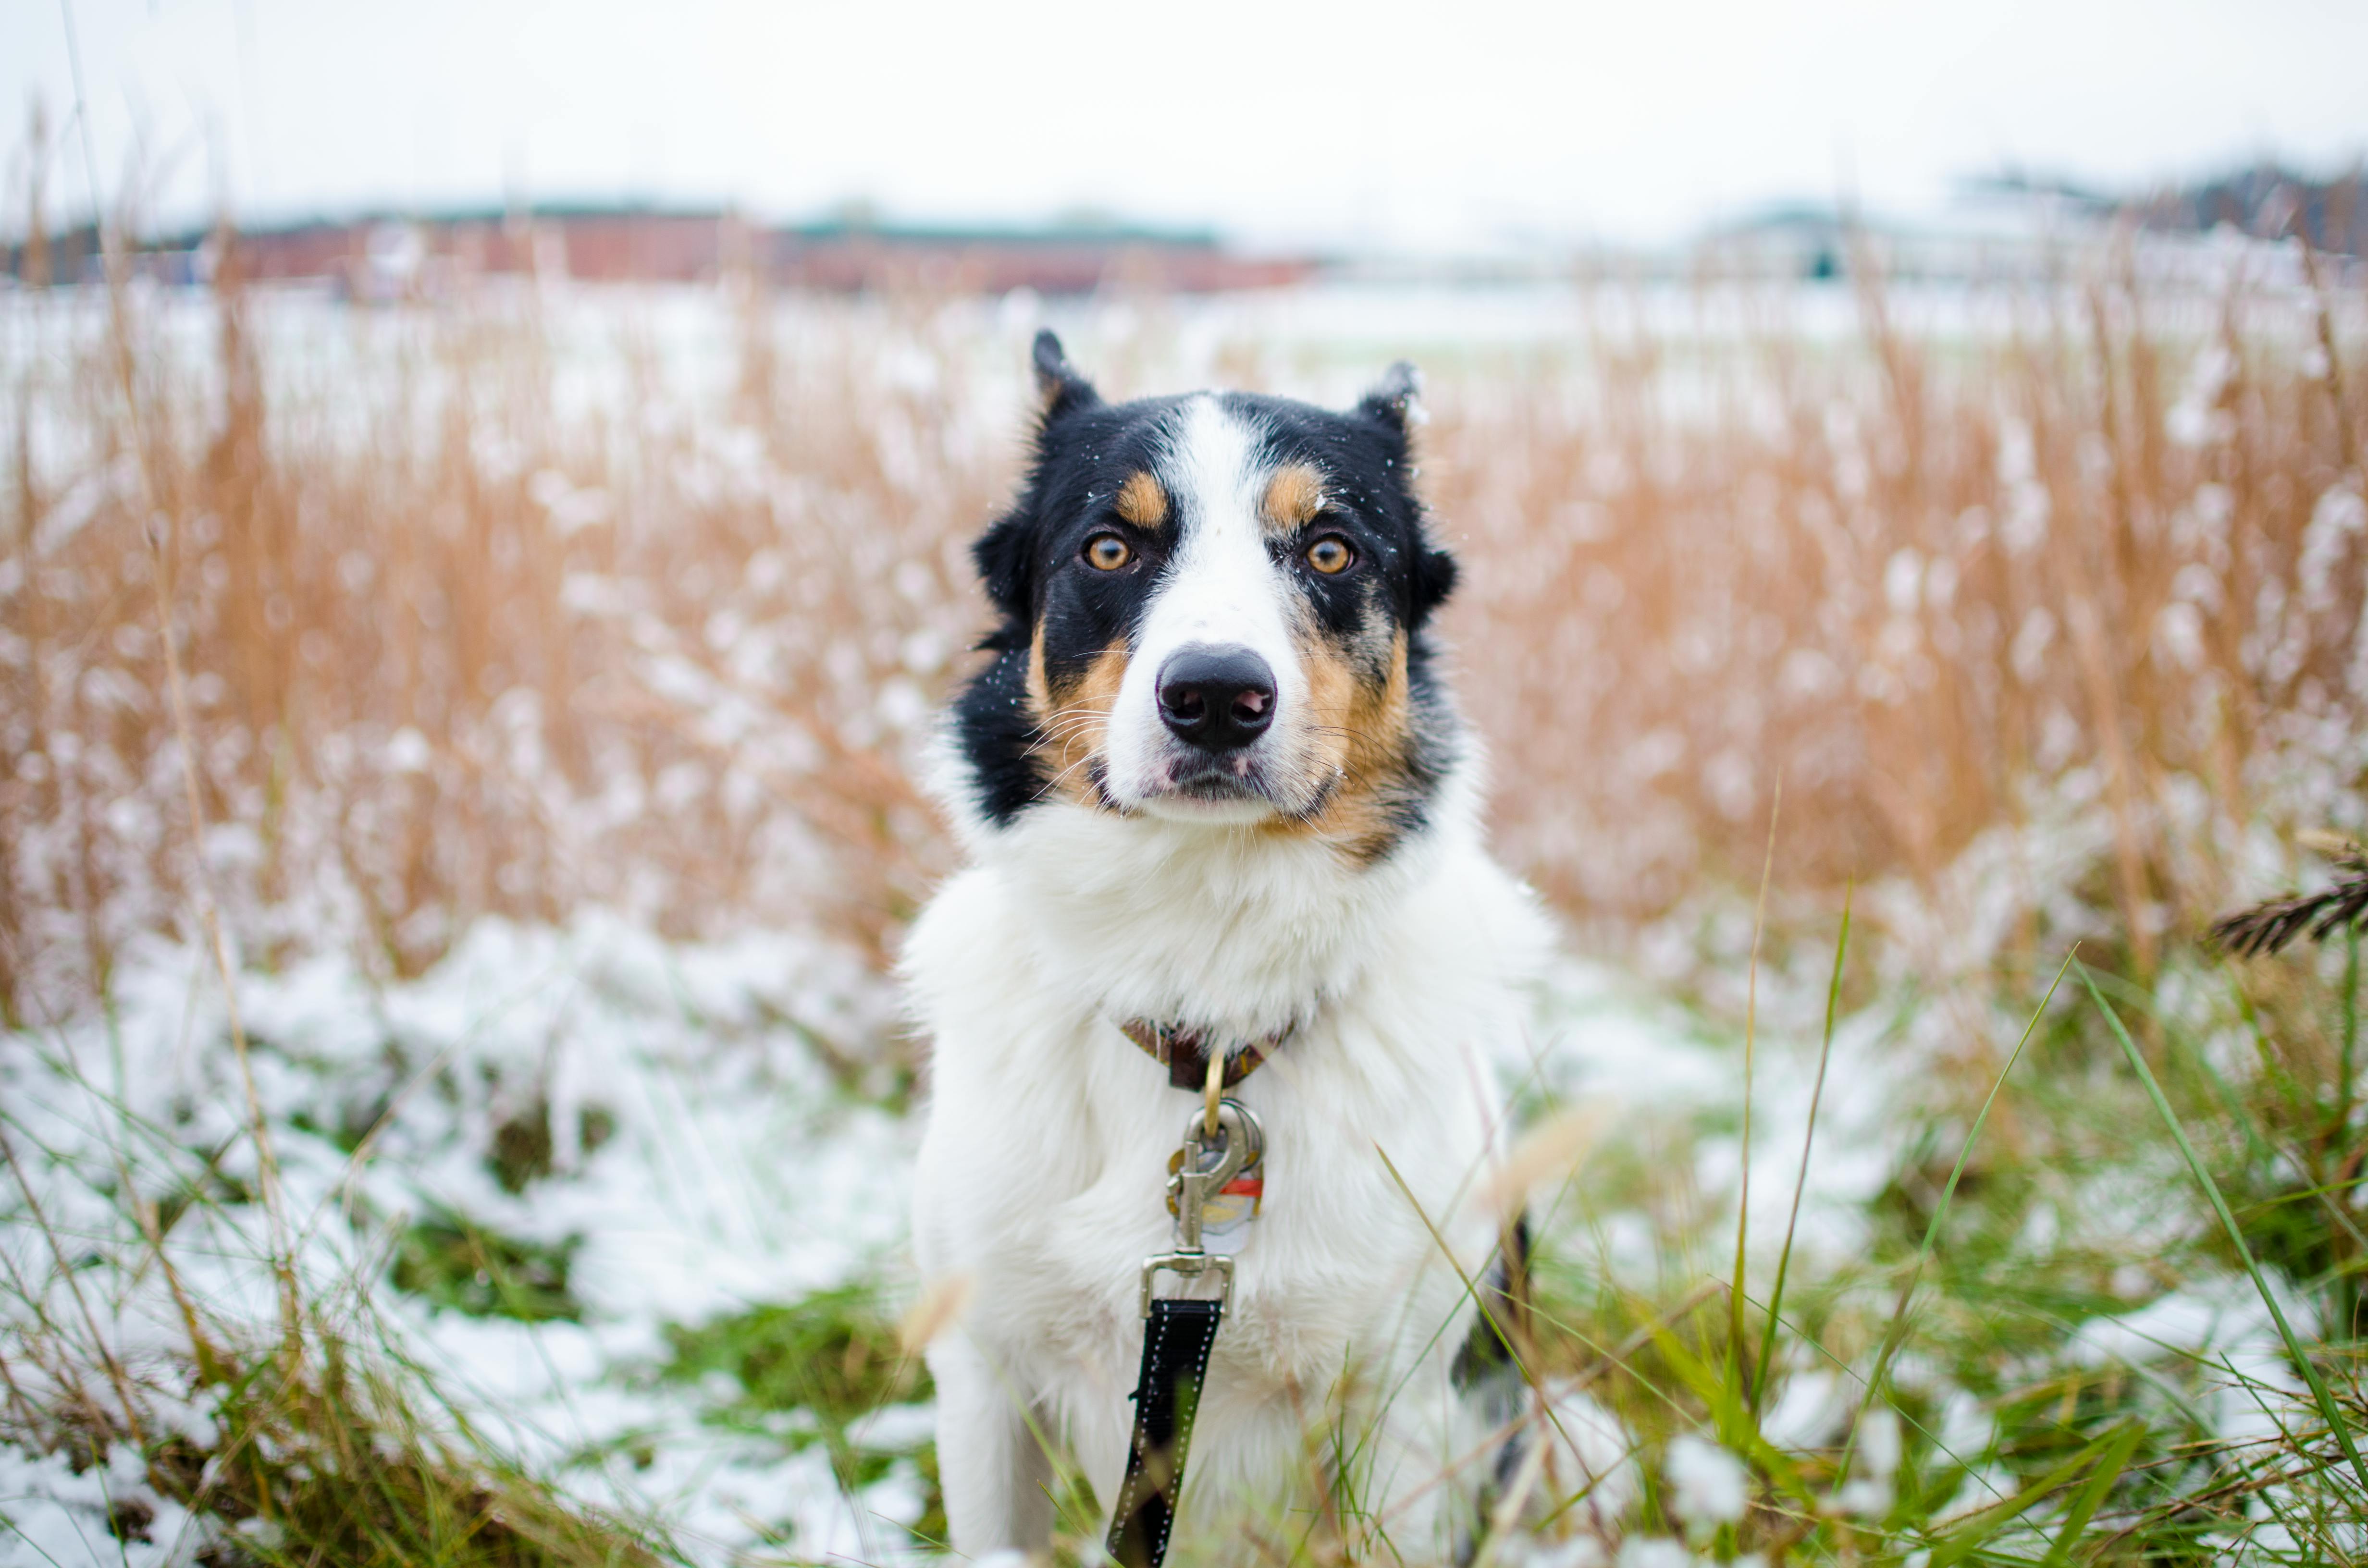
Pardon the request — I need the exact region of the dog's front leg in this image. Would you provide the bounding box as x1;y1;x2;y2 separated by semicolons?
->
929;1331;1054;1554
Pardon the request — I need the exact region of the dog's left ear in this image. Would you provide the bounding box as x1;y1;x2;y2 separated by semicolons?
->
1356;360;1422;440
1357;361;1454;624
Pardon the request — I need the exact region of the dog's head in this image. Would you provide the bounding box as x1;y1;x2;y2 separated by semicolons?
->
949;331;1462;863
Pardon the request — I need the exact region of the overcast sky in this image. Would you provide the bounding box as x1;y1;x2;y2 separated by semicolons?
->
9;0;2366;248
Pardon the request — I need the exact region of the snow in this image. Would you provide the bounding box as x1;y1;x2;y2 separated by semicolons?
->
2;911;913;1562
1663;1435;1749;1527
1616;1537;1697;1568
0;1442;200;1568
5;889;1898;1563
2068;1278;2317;1450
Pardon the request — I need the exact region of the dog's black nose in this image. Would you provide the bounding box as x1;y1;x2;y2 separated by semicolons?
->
1157;645;1277;752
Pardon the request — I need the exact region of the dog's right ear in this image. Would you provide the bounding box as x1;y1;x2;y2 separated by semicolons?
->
1356;361;1421;441
1031;330;1100;424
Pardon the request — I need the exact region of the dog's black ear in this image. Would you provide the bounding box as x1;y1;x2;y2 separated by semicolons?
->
1356;360;1421;438
1032;330;1100;424
1360;360;1447;624
973;509;1035;627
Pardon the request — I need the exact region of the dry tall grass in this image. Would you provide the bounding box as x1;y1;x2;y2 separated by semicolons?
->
1435;252;2366;968
5;245;1004;1013
4;229;2364;1028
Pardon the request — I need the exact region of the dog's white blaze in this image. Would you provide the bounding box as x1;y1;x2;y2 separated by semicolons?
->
1100;395;1303;814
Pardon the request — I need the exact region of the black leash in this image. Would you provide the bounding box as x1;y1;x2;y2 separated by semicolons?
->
1107;1296;1224;1568
1105;1045;1266;1568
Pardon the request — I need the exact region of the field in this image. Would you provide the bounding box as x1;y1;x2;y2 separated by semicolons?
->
5;230;2368;1565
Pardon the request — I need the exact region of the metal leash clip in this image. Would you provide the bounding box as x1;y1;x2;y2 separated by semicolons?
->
1139;1097;1263;1316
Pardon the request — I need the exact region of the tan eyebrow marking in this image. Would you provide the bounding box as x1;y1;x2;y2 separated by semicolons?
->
1261;462;1325;535
1115;471;1169;529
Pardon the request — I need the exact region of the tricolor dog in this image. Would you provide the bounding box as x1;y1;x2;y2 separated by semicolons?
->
906;334;1551;1562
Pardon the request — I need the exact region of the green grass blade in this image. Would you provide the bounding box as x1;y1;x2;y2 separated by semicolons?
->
1753;882;1849;1417
2040;1419;2144;1568
1641;1319;1816;1508
1840;949;2077;1488
1927;1422;2128;1568
1374;1141;1593;1473
1727;778;1782;1393
2078;960;2368;1504
1375;1140;1640;1564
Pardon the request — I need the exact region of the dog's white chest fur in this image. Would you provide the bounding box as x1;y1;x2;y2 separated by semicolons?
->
905;776;1549;1553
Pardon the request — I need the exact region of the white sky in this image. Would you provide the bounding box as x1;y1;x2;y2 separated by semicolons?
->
8;0;2366;248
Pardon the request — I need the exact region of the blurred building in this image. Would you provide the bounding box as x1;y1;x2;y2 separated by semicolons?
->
1;203;1315;296
1696;189;2113;284
768;217;1308;294
2131;165;2368;258
1696;167;2367;285
9;166;2357;294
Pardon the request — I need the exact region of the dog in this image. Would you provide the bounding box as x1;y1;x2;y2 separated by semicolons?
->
905;332;1552;1562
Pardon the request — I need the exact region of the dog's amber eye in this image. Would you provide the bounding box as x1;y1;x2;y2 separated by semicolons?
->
1306;536;1355;575
1085;533;1133;571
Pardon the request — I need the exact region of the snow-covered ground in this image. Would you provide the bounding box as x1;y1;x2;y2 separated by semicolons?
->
0;894;1776;1563
3;913;922;1561
8;868;2343;1561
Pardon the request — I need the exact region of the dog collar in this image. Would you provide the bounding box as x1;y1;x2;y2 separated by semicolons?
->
1117;1018;1292;1092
